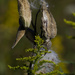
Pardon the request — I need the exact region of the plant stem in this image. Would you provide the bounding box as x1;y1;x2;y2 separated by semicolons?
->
34;9;40;36
28;9;40;75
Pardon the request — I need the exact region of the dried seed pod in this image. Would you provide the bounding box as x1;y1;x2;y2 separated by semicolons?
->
41;1;57;40
17;0;31;27
50;12;57;39
12;27;35;48
42;10;51;39
12;25;25;49
12;0;32;48
41;1;57;49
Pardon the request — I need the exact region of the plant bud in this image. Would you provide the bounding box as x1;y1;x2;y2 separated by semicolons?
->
17;0;31;27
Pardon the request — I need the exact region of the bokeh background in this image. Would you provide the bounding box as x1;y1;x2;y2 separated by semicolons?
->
0;0;75;75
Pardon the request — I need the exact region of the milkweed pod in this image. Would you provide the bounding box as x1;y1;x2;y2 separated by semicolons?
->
49;12;57;39
17;0;32;27
41;1;51;39
41;0;57;40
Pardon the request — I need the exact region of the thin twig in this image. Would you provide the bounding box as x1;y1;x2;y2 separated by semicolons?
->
34;9;40;35
31;19;35;30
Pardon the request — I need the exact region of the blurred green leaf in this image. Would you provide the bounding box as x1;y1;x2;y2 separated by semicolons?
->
66;35;75;39
64;19;75;28
72;13;75;17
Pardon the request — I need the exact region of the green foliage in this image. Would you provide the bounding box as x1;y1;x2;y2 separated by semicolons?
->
72;13;75;17
64;13;75;39
8;36;63;75
66;35;75;39
8;65;29;70
64;13;75;29
64;13;75;74
64;19;75;28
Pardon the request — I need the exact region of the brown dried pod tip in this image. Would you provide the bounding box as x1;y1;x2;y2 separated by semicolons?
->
41;0;57;49
12;25;25;49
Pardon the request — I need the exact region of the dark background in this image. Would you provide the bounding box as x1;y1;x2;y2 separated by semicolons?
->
0;0;75;75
